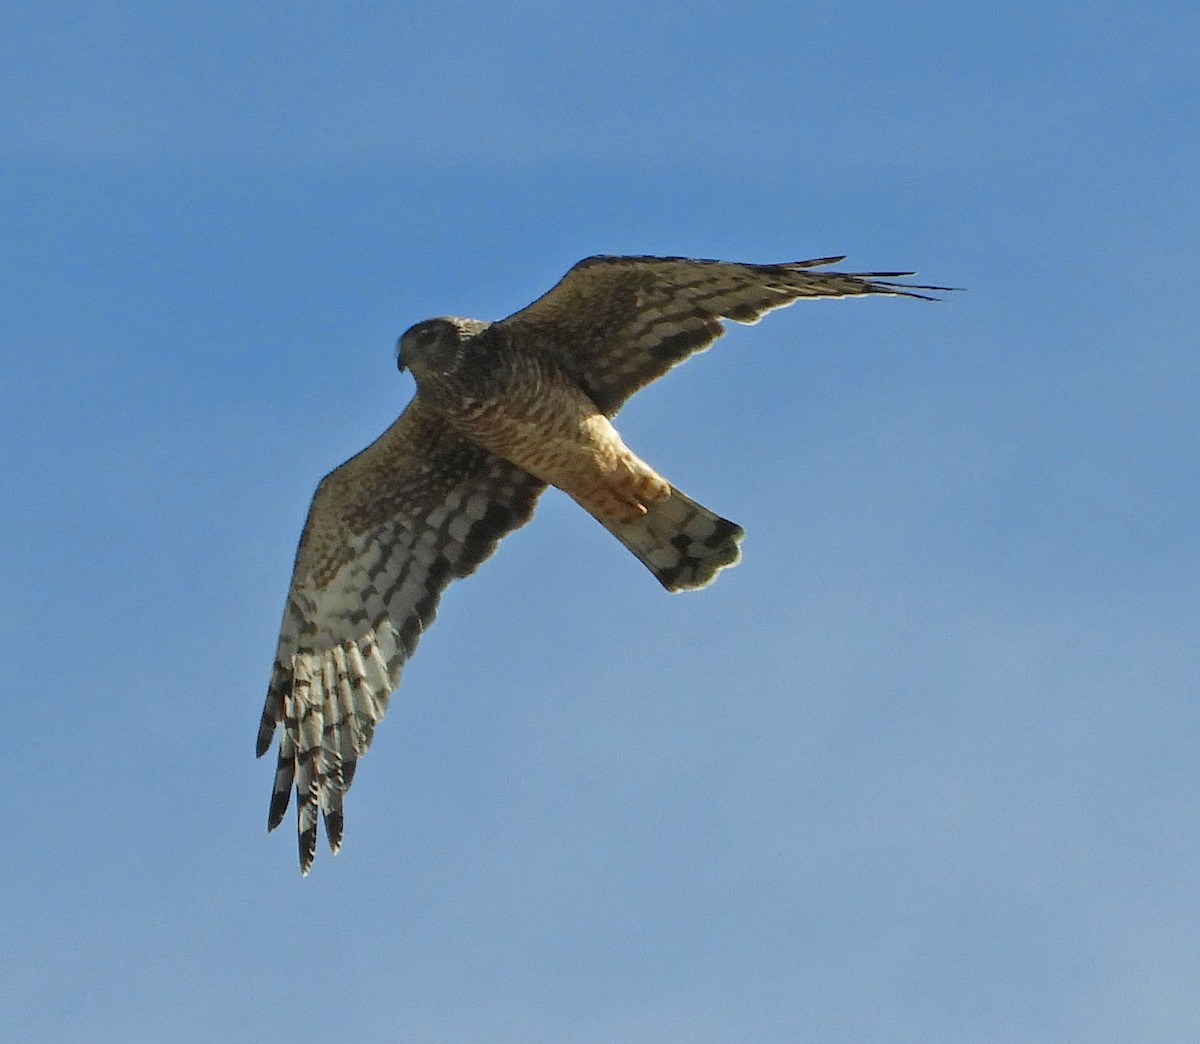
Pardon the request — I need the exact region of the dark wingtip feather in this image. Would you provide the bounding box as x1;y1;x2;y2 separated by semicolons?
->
257;671;288;757
323;809;344;856
267;786;291;832
859;278;964;302
255;715;275;759
787;255;847;268
299;828;317;876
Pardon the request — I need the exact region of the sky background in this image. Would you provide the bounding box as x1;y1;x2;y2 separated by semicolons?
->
3;3;1198;1041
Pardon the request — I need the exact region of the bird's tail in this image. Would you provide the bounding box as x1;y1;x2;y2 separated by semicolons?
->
592;485;745;592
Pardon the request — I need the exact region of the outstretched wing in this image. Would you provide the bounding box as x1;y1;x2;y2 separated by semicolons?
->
499;255;948;415
256;397;546;874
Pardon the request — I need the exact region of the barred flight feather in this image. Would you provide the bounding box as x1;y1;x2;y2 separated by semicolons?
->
258;407;545;873
502;254;953;415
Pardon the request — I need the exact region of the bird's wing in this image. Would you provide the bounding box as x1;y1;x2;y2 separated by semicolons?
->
256;397;546;873
499;254;946;415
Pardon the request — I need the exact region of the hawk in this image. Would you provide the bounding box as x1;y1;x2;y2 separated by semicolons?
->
257;254;946;873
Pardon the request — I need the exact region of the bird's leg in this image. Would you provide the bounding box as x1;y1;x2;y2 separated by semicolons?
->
572;447;671;525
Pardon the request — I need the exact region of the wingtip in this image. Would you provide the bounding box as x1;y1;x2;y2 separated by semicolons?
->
323;810;345;856
789;255;847;268
267;789;290;833
299;828;318;876
863;279;964;302
255;713;276;758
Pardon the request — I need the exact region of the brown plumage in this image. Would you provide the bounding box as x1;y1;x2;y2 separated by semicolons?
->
257;254;950;873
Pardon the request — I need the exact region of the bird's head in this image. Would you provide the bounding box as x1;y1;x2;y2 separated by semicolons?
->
396;317;491;380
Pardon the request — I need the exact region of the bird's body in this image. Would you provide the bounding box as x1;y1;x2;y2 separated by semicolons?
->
408;321;676;527
258;253;949;873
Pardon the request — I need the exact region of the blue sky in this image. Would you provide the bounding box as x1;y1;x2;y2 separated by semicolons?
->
3;2;1198;1041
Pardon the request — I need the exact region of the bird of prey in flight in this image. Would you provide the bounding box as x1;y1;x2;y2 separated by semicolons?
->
256;253;948;873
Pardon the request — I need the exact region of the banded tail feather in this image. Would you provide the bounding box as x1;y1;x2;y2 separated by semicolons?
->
592;485;744;592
